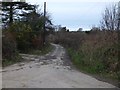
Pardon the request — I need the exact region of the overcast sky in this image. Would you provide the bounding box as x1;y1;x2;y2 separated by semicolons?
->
26;0;119;31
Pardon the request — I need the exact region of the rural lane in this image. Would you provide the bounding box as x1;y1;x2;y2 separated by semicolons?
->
2;44;117;88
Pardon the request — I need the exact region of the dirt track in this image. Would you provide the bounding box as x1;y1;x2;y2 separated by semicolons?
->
2;44;117;88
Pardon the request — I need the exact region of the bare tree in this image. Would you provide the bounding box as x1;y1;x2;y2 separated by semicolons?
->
100;3;120;30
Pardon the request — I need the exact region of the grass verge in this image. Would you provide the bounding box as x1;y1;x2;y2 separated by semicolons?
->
2;53;22;67
67;48;120;87
2;43;53;67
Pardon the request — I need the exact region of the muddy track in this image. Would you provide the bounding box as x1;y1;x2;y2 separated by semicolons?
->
2;44;118;88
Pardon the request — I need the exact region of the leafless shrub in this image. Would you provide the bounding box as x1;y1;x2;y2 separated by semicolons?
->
100;3;119;30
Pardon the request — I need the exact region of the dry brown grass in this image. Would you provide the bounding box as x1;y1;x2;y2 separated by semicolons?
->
53;30;119;81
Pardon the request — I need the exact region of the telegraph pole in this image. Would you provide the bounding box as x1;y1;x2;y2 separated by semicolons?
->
43;2;46;45
118;1;120;30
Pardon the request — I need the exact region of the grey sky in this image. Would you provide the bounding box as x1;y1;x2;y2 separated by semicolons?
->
26;0;119;31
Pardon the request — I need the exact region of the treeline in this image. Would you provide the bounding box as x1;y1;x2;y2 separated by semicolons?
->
1;1;54;66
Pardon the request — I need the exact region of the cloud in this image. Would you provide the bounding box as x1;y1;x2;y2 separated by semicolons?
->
26;0;119;30
34;0;119;3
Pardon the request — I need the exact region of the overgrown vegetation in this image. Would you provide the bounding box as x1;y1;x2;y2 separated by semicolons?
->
53;30;120;85
2;31;22;67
